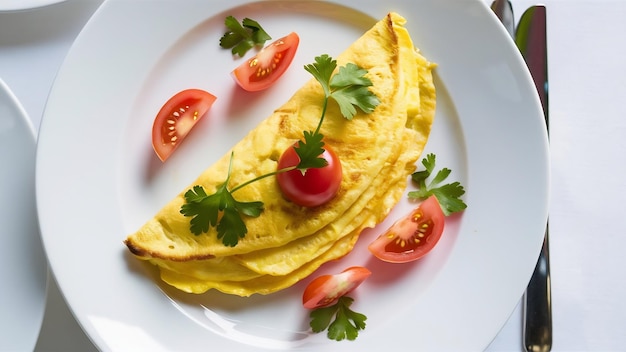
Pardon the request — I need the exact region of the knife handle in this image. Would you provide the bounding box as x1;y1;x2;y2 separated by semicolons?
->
523;226;552;352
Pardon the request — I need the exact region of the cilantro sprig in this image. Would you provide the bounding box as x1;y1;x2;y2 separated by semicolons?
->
309;296;367;341
180;153;265;246
296;54;380;171
304;54;380;120
408;153;467;216
219;16;271;57
180;55;380;246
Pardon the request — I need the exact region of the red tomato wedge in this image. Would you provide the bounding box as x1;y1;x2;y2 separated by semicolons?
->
232;32;299;92
368;195;445;263
151;89;216;162
276;143;342;207
302;266;372;309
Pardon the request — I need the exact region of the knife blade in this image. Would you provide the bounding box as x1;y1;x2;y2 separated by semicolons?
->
516;6;552;352
491;0;515;37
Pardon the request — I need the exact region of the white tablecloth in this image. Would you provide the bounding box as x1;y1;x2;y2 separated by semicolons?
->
1;0;624;350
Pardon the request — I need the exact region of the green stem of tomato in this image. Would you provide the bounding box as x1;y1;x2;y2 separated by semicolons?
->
314;97;329;136
230;165;297;194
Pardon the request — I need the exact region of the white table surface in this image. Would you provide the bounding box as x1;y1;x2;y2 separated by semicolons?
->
1;0;625;351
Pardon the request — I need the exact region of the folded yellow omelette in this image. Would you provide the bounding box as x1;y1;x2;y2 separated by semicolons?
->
124;12;436;296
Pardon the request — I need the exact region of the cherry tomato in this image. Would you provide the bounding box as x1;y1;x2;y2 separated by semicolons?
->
151;89;216;162
232;32;299;92
302;266;372;309
368;195;445;263
276;143;342;207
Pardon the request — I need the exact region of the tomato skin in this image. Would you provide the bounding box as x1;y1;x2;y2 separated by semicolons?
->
151;89;216;162
232;32;299;92
302;266;372;309
276;143;342;207
368;195;445;263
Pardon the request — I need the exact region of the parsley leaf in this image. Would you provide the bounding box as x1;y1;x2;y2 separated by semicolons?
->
310;296;367;341
180;185;221;235
304;54;336;96
219;16;271;57
408;153;467;216
294;130;327;171
216;206;246;246
180;153;263;247
330;63;379;119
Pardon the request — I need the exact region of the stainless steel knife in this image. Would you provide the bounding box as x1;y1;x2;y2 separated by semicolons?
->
516;5;552;352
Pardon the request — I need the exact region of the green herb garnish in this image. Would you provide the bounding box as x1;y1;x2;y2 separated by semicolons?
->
309;296;367;341
296;54;380;171
180;55;380;246
180;153;264;246
408;153;467;216
219;16;271;57
304;54;380;120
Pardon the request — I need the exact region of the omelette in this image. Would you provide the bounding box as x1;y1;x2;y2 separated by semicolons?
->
125;12;437;296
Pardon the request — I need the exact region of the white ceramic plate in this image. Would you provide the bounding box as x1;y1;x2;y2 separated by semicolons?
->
0;0;66;11
36;0;549;350
0;78;48;351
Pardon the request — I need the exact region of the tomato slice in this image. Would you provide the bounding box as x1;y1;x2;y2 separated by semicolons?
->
232;32;299;92
276;143;342;207
368;195;445;263
151;89;216;162
302;266;372;309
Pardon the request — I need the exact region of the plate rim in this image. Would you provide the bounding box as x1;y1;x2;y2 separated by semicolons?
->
0;77;48;351
0;0;66;12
